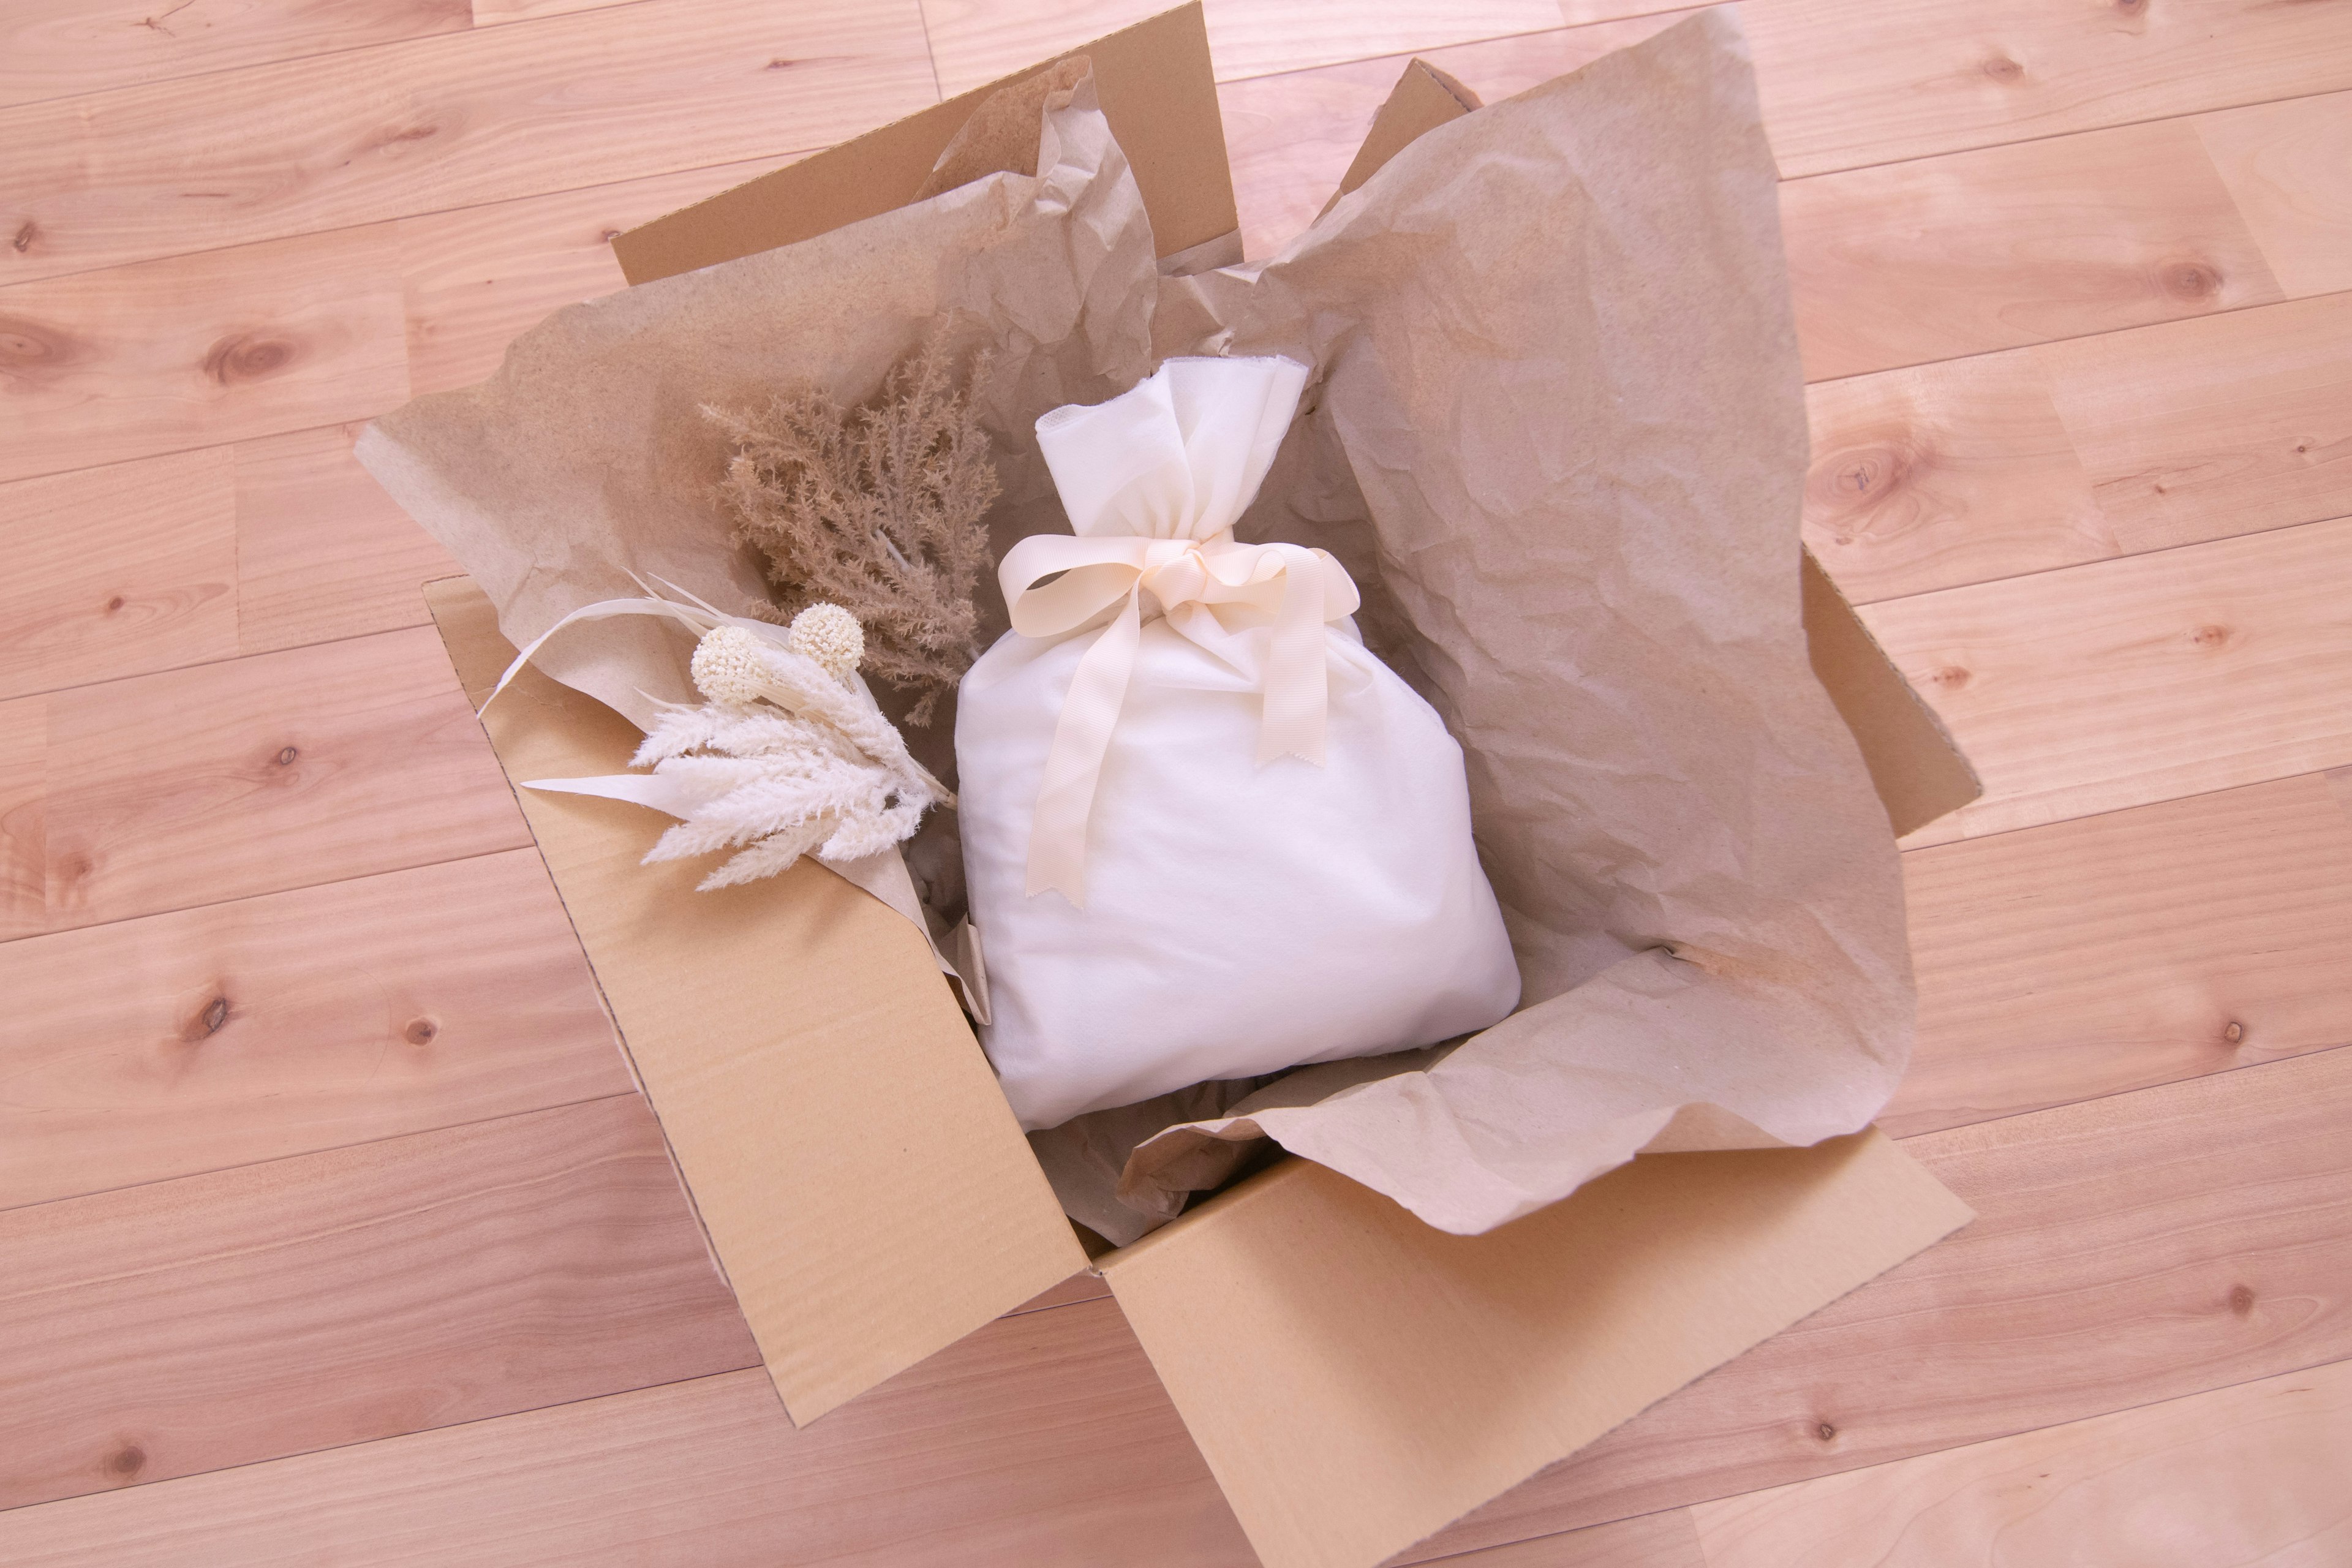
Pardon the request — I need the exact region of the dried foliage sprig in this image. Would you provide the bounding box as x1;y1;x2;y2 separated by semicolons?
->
707;329;1000;725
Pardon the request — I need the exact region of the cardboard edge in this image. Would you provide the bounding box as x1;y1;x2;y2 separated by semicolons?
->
612;2;1235;284
1103;1135;1973;1568
1317;58;1482;223
420;573;733;1295
1800;551;1983;837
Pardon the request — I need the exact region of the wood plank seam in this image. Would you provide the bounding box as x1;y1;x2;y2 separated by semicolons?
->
1861;505;2351;617
1773;82;2352;184
1803;277;2352;396
0;601;447;710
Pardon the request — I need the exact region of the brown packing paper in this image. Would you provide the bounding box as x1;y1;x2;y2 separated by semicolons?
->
364;10;1948;1240
1086;10;1920;1235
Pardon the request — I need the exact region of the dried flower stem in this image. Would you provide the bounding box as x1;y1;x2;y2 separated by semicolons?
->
707;327;1000;725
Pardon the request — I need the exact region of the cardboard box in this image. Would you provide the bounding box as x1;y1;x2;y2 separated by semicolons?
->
421;10;1981;1564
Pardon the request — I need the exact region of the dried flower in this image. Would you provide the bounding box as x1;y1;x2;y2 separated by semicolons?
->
786;603;865;682
707;328;1000;725
640;622;948;891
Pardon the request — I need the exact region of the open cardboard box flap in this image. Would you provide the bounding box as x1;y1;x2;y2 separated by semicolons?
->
426;578;1087;1425
423;12;1981;1564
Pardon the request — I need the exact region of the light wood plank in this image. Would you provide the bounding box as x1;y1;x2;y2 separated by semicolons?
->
1691;1357;2352;1566
1745;0;2352;178
2199;89;2352;301
1404;1044;2352;1558
0;448;239;700
1782;116;2283;382
1802;350;2117;605
1806;293;2352;603
0;848;630;1211
0;0;470;112
396;154;784;395
17;1019;2342;1562
0;225;409;484
0;1094;758;1511
0;1308;1251;1566
35;625;529;933
919;0;1676;100
0;0;934;286
0;694;42;940
1219;13;1694;260
1866;514;2352;847
233;422;457;652
2043;290;2352;556
1892;772;2352;1138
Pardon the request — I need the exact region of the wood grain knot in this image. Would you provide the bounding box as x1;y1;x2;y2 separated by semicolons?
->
2187;624;2233;650
274;745;299;766
1981;55;2025;83
1929;665;1971;690
2158;260;2222;300
2229;1284;2256;1317
765;57;801;70
1814;1421;1838;1442
105;594;127;614
107;1445;146;1479
1806;431;1923;540
10;221;33;254
182;995;231;1042
0;314;78;375
202;332;298;386
405;1017;439;1046
368;121;443;156
2224;1020;2245;1044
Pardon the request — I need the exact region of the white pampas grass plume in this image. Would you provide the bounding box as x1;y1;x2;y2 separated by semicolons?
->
641;616;945;891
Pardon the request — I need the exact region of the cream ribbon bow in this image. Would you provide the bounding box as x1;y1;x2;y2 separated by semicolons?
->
1009;355;1355;905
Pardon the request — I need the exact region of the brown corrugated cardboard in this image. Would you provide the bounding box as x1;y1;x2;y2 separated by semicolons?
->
1317;58;1477;224
404;13;1984;1566
1105;1136;1970;1568
424;577;1085;1423
1803;551;1983;835
611;2;1237;286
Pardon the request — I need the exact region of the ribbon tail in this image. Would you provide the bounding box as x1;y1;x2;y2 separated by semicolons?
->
1025;590;1145;907
1256;548;1330;766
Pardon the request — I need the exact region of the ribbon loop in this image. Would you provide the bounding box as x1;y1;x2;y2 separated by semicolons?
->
1001;527;1358;904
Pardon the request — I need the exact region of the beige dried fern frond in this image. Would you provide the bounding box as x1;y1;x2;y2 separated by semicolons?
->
707;328;1000;725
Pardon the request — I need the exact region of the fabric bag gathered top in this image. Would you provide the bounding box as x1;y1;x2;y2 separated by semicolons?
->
957;355;1522;1129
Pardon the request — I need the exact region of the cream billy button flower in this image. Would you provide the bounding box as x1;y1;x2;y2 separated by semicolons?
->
787;602;865;682
688;623;775;706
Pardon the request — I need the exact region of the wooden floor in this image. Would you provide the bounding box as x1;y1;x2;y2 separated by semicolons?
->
3;0;2350;1562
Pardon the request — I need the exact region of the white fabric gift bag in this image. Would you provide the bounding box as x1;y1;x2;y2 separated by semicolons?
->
957;355;1521;1129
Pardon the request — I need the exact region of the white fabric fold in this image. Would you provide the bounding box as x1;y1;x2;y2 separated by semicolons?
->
1003;356;1357;903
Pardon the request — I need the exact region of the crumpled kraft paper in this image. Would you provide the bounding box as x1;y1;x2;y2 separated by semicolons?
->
1113;9;1914;1235
358;9;1915;1241
356;70;1162;918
